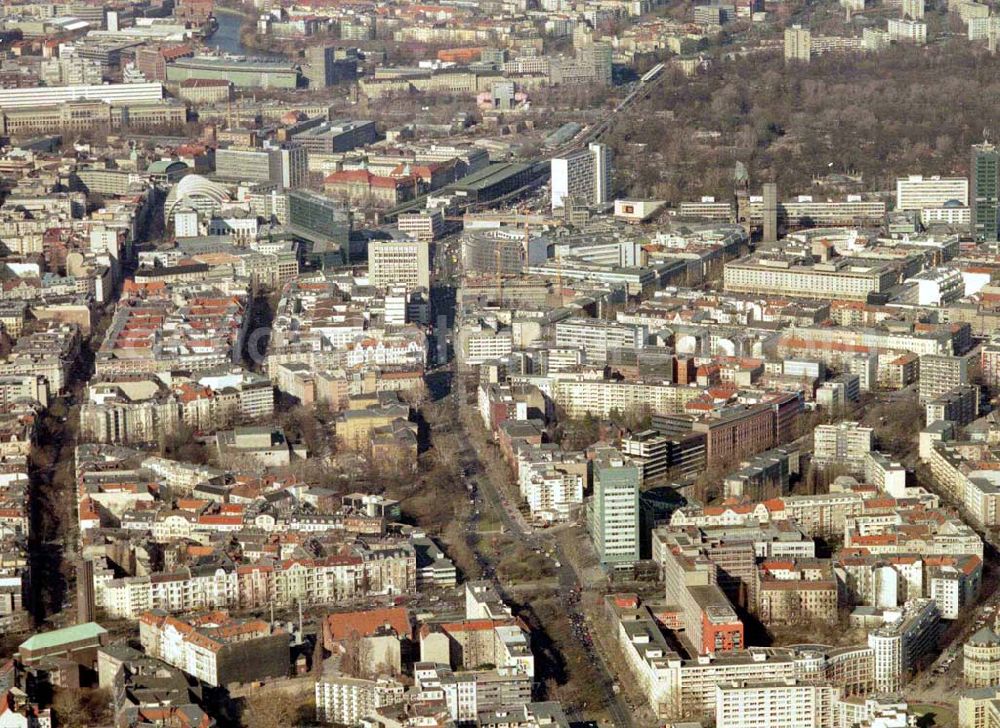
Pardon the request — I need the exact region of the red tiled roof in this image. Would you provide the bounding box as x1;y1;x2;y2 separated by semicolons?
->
325;606;410;641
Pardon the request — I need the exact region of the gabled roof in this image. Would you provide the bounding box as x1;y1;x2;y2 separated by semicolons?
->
325;606;410;641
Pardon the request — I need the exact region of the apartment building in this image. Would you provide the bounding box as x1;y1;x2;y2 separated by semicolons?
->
866;599;941;692
981;338;1000;388
814;422;874;470
523;465;584;523
756;559;839;625
0;323;81;395
548;378;706;419
968;15;1000;39
550;143;611;210
589;451;640;567
96;546;417;619
784;25;811;62
919;353;971;403
928;555;982;619
315;673;406;725
478;702;570;728
778;323;968;373
80;371;274;445
671;489;870;540
413;663;532;724
844;497;982;558
926;384;980;427
96;286;249;378
888;18;928;43
675;650;800;718
553;318;646;366
958;685;1000;728
139;611;289;687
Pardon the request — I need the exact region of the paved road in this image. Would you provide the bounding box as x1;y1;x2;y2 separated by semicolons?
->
431;239;635;728
553;538;636;728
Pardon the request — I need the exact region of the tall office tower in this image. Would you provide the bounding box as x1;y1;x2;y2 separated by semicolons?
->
588;451;640;567
550;142;613;210
576;41;613;85
274;143;307;190
368;238;430;292
972;142;999;241
784;25;811;63
303;46;335;88
590;142;611;205
902;0;925;19
762;182;778;243
215;143;307;190
77;559;96;624
302;45;358;88
287;190;351;266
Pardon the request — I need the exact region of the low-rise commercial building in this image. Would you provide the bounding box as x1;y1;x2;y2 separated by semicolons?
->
725;255;897;301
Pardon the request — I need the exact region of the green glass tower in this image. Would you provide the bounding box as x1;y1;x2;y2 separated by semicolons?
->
972;142;999;242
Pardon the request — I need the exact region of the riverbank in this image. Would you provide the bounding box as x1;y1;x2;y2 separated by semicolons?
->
212;2;250;18
206;2;287;58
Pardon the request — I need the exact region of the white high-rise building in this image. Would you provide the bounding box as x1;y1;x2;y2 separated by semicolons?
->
524;465;584;523
551;142;612;210
867;599;940;692
368;238;430;292
275;143;308;190
896;175;968;211
784;25;812;62
902;0;925;18
814;422;875;467
715;681;838;728
887;18;927;44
